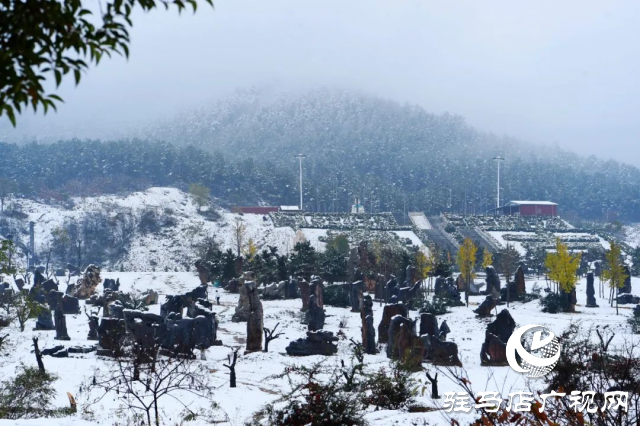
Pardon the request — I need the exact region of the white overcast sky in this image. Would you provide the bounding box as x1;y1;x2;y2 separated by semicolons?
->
5;0;640;165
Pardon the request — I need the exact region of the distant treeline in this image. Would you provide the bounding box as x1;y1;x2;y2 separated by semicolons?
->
2;90;640;221
0;140;297;207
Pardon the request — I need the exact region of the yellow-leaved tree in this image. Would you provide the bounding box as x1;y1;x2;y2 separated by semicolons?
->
244;238;258;261
481;248;493;269
602;241;628;315
545;238;581;295
457;238;477;307
415;250;433;286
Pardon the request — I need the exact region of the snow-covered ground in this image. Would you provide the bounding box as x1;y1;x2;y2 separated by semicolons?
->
1;272;638;425
409;212;432;230
1;188;297;271
1;188;430;272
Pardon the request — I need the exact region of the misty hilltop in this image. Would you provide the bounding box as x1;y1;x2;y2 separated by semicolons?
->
2;89;640;221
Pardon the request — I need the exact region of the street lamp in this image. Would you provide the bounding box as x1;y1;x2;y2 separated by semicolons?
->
295;154;306;211
493;156;505;212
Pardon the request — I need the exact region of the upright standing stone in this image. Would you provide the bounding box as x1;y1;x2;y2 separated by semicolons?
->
34;308;55;331
480;309;515;366
305;295;325;332
456;274;465;292
378;303;408;343
586;272;598;307
487;309;515;344
386;276;398;302
350;280;364;312
87;312;99;340
286;278;298;299
514;266;526;296
310;278;324;309
15;278;25;291
387;315;425;370
74;265;101;299
405;265;416;286
621;266;632;294
195;260;210;285
245;281;263;353
298;278;310;312
54;307;70;340
485;266;501;295
419;313;439;337
232;276;252;322
361;294;376;354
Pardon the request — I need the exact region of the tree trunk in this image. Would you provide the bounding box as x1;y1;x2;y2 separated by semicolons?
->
426;372;439;399
32;338;45;374
230;370;236;388
154;398;160;426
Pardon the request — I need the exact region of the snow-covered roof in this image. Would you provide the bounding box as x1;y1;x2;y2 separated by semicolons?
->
505;200;557;206
280;205;301;211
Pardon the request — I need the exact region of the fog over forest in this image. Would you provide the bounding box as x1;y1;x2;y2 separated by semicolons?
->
2;0;640;167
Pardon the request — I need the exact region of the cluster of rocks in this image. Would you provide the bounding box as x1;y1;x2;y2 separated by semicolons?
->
285;277;332;356
97;283;220;357
286;330;338;356
261;279;299;300
383;266;422;305
434;276;464;307
384;311;460;370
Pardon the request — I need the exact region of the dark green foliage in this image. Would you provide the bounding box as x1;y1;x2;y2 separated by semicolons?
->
628;315;640;334
1;0;213;126
253;363;367;426
4;88;640;222
0;365;59;419
416;296;449;316
289;241;318;281
362;364;415;410
320;245;348;283
247;248;282;284
540;292;567;314
117;292;148;311
323;284;350;308
0;141;298;207
632;247;640;277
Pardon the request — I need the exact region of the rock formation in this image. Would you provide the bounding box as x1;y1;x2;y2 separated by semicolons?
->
245;281;263;352
586;272;598;307
286;330;338;356
378;302;408;343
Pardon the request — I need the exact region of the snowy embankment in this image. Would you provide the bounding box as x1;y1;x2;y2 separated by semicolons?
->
1;188;296;272
1;272;638;425
2;188;429;272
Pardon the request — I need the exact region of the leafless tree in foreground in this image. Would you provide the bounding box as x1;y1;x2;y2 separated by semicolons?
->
84;340;214;426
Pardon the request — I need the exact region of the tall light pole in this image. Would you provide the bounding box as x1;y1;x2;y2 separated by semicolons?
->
295;153;306;211
493;156;504;213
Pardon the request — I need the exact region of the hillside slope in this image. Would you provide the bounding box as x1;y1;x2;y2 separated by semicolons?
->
144;89;640;221
0;188;295;272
